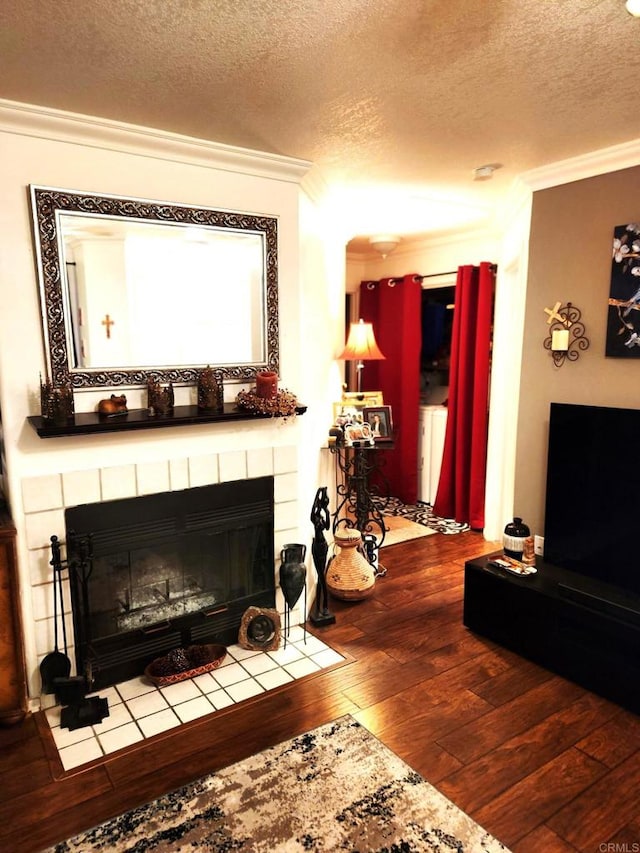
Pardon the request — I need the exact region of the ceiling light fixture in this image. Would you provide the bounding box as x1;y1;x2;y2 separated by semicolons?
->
472;163;502;181
368;234;400;258
626;0;640;16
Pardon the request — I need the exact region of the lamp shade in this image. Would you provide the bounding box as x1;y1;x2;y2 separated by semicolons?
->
338;319;385;362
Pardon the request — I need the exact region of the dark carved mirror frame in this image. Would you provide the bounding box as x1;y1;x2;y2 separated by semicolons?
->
29;185;280;390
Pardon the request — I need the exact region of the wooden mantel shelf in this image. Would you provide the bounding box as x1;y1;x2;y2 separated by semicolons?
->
27;403;307;438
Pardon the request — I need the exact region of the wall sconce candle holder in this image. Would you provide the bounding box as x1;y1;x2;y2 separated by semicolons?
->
543;302;589;367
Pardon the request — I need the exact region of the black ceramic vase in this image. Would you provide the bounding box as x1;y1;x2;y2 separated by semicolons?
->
280;543;307;609
503;517;530;560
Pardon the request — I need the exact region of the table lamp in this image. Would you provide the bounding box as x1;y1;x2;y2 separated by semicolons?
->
338;319;385;394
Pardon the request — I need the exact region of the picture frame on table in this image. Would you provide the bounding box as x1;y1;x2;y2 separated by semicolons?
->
333;391;383;427
343;421;374;446
363;405;393;441
342;391;383;408
332;402;362;426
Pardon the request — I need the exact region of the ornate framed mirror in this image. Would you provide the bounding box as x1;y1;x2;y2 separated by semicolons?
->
30;185;279;389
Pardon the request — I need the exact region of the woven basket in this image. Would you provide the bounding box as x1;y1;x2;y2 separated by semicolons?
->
144;644;226;687
327;529;376;601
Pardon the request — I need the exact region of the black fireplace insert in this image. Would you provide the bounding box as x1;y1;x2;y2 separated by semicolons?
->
64;477;275;691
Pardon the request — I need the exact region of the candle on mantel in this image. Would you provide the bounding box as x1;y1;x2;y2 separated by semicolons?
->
551;329;570;351
256;371;278;399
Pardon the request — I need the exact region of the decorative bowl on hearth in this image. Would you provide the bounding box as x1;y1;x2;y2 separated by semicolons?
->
144;643;227;687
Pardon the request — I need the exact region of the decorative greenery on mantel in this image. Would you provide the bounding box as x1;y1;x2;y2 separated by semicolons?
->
235;388;299;418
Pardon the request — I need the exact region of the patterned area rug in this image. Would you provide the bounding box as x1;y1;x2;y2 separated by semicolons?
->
48;716;509;852
374;496;471;535
380;514;436;548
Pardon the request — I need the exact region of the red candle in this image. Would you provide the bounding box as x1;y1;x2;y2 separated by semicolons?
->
256;371;278;399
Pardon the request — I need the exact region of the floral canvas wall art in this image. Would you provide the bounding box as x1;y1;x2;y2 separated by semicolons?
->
607;222;640;357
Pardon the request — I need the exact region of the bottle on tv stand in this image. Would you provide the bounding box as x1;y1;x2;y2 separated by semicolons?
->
503;517;530;560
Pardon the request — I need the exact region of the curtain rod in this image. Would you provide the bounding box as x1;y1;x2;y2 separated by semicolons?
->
363;264;497;288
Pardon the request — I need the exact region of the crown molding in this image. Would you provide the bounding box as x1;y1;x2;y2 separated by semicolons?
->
0;98;312;183
520;138;640;191
346;223;499;262
300;165;330;204
406;224;499;253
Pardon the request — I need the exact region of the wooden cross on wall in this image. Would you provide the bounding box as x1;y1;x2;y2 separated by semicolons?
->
102;314;115;339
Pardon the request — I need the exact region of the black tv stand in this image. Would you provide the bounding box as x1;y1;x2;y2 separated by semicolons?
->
557;583;640;628
464;555;640;715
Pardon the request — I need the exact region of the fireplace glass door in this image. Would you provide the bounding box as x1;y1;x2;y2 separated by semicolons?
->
65;477;275;690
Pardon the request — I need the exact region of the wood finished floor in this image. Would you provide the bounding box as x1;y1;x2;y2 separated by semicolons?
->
2;530;639;852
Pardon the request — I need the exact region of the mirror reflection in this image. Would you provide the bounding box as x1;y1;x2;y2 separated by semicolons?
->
61;215;265;369
30;186;279;390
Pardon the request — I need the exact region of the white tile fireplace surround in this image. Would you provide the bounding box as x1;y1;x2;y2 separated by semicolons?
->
22;443;306;706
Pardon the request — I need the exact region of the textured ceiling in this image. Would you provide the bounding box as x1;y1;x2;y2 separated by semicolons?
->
2;0;640;247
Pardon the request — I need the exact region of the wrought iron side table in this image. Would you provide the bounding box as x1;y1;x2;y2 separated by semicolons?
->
329;439;393;574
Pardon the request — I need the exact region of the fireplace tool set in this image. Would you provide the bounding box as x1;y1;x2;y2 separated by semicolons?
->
39;539;71;693
43;535;109;730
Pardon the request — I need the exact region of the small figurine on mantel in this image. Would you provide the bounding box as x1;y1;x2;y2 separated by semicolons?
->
197;365;224;412
97;394;128;417
147;378;174;416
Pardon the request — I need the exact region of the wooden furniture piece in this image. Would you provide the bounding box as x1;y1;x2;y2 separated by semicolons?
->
0;508;27;725
463;553;640;715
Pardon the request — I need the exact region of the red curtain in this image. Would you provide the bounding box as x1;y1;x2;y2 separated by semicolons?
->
433;262;495;529
359;275;422;504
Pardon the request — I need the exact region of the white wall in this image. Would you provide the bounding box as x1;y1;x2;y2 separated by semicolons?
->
0;103;342;706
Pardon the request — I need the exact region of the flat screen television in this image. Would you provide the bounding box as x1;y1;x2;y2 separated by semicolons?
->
544;402;640;599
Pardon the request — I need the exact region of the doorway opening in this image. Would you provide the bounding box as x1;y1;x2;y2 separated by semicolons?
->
420;285;455;407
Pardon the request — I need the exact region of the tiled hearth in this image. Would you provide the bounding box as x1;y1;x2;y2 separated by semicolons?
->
45;626;344;772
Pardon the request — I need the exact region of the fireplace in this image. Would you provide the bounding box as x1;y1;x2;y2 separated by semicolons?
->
64;477;275;691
